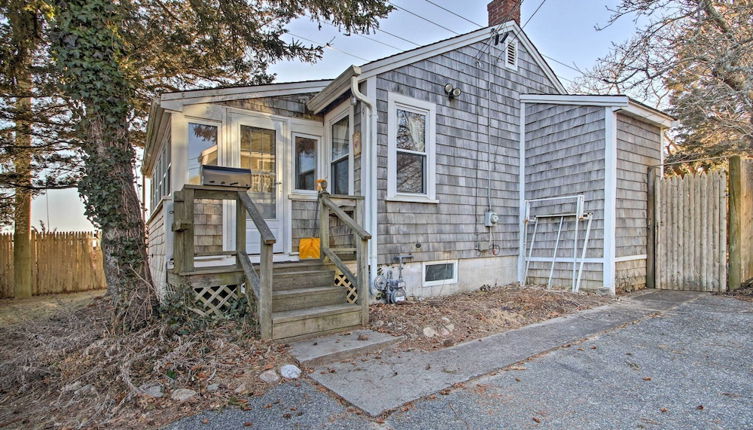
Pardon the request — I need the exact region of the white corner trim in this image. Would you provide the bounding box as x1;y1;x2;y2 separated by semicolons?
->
603;107;618;293
386;92;437;202
366;77;379;289
615;254;647;263
517;101;527;284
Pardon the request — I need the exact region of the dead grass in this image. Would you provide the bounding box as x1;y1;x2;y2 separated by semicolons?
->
370;284;615;351
0;290;105;328
721;279;753;302
0;296;291;429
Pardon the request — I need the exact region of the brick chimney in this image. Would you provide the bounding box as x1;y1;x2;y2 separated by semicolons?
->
487;0;520;26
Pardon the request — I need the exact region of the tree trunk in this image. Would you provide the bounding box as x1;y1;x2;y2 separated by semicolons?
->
83;112;156;330
9;3;34;299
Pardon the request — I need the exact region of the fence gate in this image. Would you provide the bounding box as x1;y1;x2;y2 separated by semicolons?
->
653;171;727;291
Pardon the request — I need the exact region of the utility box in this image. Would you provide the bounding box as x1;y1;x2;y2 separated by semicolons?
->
484;210;499;227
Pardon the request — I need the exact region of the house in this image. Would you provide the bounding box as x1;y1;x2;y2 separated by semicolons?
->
141;0;674;339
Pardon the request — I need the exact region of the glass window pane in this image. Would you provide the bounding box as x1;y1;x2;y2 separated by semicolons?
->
425;263;454;282
331;116;349;160
295;136;317;191
396;109;426;152
331;158;349;195
396;152;425;194
187;123;218;185
241;126;276;218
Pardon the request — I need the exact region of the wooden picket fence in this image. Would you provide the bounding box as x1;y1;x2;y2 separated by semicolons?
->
0;231;106;298
653;171;728;291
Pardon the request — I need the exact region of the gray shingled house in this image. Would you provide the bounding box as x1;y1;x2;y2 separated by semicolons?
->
141;0;674;339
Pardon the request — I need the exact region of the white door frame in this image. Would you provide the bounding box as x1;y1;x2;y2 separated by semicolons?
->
225;111;286;254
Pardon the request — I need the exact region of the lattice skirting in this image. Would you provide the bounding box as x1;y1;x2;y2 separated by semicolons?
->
334;270;357;304
192;284;240;317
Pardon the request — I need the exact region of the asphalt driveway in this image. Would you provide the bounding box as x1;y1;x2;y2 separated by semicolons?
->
169;292;753;429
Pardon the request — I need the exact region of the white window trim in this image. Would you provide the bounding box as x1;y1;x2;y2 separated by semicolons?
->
290;132;320;196
422;260;458;287
324;102;354;195
504;38;519;70
387;92;437;203
185;117;223;185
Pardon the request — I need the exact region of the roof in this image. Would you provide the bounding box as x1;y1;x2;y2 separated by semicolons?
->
308;20;567;113
519;94;676;128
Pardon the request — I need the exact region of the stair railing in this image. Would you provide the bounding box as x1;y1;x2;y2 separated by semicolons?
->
318;190;371;325
172;184;275;338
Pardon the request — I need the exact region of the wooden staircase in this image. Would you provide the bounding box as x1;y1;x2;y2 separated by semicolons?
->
268;260;361;339
169;184;370;341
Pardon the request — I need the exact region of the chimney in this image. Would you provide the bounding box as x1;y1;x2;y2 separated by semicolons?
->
487;0;520;26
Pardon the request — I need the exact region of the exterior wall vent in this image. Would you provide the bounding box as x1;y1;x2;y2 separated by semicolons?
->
505;38;518;70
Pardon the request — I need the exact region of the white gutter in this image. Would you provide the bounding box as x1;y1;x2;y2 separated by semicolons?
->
350;75;379;293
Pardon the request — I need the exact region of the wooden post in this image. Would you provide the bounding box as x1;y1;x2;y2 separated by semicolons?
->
319;193;330;260
236;195;246;266
183;187;195;273
259;241;273;339
728;156;742;291
647;166;657;290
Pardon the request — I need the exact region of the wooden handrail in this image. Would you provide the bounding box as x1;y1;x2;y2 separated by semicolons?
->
171;184;274;338
320;193;372;240
237;192;276;245
318;190;370;326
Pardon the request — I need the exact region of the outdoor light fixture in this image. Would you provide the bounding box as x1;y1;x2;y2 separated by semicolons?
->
444;83;462;99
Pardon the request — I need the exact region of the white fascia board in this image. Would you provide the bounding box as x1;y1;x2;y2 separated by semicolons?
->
520;94;630;107
357;22;566;94
618;102;676;129
307;65;361;114
159;80;331;111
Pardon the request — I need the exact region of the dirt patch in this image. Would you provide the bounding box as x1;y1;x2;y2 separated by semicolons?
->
0;296;293;429
0;290;105;328
369;285;614;351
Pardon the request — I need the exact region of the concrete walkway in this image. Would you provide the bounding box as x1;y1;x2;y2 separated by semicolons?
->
168;290;753;429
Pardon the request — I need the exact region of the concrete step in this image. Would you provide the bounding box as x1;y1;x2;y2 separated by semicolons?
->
272;286;348;312
272;304;361;340
273;269;335;290
289;330;404;366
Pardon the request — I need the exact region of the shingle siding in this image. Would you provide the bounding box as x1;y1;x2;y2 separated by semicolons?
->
524;104;606;289
614;113;662;291
374;38;559;265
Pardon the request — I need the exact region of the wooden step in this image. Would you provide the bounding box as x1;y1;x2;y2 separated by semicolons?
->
254;259;328;274
273;269;335;290
169;265;244;288
272;286;347;312
272;304;361;340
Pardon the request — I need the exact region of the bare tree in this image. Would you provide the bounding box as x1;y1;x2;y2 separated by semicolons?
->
573;0;753;164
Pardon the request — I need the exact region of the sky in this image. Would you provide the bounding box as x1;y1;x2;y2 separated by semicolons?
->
31;0;639;233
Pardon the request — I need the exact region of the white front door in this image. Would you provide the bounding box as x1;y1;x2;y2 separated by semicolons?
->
230;114;285;254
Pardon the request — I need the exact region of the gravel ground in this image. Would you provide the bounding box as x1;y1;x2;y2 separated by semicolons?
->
169;292;753;430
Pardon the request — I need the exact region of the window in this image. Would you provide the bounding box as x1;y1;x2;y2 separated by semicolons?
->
240;125;276;219
294;135;318;191
504;38;518;70
423;260;458;287
330;115;350;195
187;122;218;185
387;93;437;203
150;141;170;210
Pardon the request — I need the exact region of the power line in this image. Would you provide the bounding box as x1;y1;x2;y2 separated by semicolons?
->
287;32;369;62
422;0;484;28
356;33;403;51
522;0;547;28
389;2;460;35
378;27;421;47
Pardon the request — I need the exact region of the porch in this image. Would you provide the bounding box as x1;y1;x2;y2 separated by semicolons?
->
167;184;370;340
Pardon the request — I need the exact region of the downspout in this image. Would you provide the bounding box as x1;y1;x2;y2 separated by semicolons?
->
351;75;378;293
